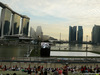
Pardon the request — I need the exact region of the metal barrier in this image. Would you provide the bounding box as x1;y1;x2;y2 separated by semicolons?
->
0;57;99;63
83;73;100;75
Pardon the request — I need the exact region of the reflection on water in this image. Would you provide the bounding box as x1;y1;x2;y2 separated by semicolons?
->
51;44;100;52
0;43;100;57
0;45;30;57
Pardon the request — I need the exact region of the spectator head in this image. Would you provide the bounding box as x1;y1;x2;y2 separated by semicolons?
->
13;73;16;75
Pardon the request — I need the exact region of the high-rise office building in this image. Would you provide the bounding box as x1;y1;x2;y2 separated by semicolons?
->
92;25;100;44
0;9;2;37
1;8;11;37
69;26;73;42
30;27;36;39
0;3;30;38
69;26;77;42
77;26;83;43
73;26;77;41
22;18;29;36
11;14;21;35
36;26;43;40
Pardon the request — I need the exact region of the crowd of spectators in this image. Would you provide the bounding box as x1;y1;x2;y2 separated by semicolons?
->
0;64;100;75
0;64;68;75
68;65;100;74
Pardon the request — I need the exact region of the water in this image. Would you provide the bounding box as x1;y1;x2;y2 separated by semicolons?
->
0;43;100;57
51;43;100;52
0;45;31;57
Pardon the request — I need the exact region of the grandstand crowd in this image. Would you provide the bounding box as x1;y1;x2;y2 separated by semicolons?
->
0;64;100;75
0;64;68;75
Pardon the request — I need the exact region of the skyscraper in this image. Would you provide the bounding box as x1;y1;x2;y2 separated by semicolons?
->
11;14;21;35
22;18;29;36
77;26;83;43
69;26;77;42
73;26;77;41
0;2;30;38
36;26;43;40
69;26;73;42
30;27;36;39
0;9;1;37
92;25;100;44
1;8;12;37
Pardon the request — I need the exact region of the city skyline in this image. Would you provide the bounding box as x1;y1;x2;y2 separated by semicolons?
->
1;0;100;41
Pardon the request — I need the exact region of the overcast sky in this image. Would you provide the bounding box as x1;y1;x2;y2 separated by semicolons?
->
1;0;100;41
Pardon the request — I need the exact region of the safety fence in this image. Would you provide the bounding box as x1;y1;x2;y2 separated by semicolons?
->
1;71;100;75
0;57;99;63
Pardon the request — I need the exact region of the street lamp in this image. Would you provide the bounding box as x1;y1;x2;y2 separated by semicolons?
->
41;32;43;42
59;33;61;50
86;35;88;61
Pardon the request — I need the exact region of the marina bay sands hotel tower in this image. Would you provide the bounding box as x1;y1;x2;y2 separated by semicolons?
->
0;2;30;38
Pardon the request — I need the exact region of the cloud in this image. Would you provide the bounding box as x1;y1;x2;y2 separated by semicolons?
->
1;0;100;40
1;0;100;23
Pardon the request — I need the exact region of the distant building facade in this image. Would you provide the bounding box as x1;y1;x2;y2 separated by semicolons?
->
11;14;21;35
0;8;12;37
69;26;73;42
77;26;83;43
36;26;43;41
69;26;77;42
0;18;1;37
92;25;100;44
0;8;30;37
0;2;30;39
22;18;29;36
73;26;77;41
30;27;36;39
